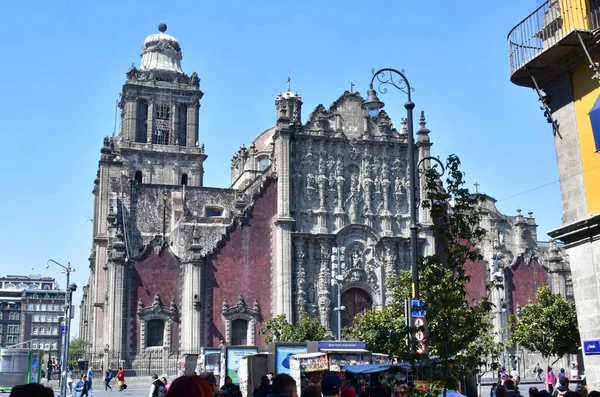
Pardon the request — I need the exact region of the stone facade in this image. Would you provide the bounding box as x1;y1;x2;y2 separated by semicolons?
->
80;25;573;370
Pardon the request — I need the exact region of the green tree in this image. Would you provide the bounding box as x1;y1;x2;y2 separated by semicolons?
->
69;337;89;357
259;313;326;345
508;285;580;368
349;155;496;389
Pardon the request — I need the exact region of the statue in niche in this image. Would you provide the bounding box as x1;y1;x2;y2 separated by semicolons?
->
328;156;336;191
382;162;390;181
306;173;317;195
307;283;316;305
374;176;382;196
350;246;364;269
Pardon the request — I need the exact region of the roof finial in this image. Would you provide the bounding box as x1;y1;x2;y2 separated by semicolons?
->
350;82;355;93
287;76;291;92
158;23;167;33
474;182;480;193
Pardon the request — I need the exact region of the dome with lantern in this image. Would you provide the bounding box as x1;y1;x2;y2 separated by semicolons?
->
139;23;184;74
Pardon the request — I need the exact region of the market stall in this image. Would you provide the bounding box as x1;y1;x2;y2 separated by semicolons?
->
290;352;329;389
307;341;372;372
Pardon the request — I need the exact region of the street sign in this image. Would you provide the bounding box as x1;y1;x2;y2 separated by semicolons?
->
411;299;426;318
584;340;600;355
60;325;68;334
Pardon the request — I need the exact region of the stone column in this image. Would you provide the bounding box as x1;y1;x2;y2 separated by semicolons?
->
123;95;138;142
180;242;204;351
274;120;294;319
317;239;332;333
383;241;398;304
294;239;307;322
186;101;199;147
147;101;155;144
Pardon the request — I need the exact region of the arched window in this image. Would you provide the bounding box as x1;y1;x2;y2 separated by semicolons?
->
135;171;143;184
231;319;248;345
181;173;188;186
28;284;39;290
17;283;27;290
4;283;15;289
147;319;164;347
257;156;271;172
9;312;19;321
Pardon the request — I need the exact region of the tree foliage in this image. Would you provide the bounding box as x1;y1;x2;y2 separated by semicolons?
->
259;313;326;345
348;154;496;385
508;285;580;364
69;337;89;357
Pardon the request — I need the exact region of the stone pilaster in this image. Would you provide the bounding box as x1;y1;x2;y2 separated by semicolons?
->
186;101;199;147
147;101;154;144
294;238;307;322
180;242;204;351
123;95;138;142
317;239;332;333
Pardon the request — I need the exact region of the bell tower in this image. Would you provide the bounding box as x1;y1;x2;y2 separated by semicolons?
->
118;23;206;186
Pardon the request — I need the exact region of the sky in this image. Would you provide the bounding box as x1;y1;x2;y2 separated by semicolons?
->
0;0;563;336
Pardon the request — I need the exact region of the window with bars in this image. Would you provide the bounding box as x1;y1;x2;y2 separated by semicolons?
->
153;103;171;145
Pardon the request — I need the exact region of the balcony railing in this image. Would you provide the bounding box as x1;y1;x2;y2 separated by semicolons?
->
508;0;600;75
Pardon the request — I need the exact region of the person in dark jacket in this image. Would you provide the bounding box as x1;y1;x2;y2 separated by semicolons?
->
221;376;241;397
253;376;271;397
553;378;570;397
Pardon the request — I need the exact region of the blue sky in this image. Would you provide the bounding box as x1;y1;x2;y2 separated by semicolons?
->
0;1;561;334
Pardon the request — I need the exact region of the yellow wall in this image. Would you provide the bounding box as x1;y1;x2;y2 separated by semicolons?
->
571;61;600;215
560;0;592;31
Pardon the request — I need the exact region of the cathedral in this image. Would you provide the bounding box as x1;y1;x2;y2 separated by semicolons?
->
80;24;572;370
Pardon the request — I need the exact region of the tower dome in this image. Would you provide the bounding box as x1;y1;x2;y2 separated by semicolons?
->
139;23;183;73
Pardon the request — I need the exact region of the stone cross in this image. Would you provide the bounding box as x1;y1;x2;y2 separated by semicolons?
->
350;82;355;93
474;182;480;193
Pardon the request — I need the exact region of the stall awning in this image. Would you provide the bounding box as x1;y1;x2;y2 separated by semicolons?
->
341;364;391;373
322;348;371;353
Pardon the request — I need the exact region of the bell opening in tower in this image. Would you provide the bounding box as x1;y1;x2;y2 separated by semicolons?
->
153;103;171;145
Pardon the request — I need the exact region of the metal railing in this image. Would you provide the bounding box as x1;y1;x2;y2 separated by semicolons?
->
508;0;600;74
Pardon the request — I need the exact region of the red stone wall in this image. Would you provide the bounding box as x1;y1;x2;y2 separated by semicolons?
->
464;258;489;305
208;181;277;347
132;248;182;349
504;258;548;315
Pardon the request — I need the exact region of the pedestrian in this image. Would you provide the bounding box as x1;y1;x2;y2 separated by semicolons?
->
253;375;271;397
553;378;570;397
504;380;522;397
497;385;508;397
86;367;93;396
321;374;342;397
437;378;466;397
557;369;568;388
511;368;521;385
104;369;113;391
199;372;217;394
530;387;540;397
546;367;556;394
221;376;241;397
9;383;54;397
149;374;167;397
167;375;214;397
302;385;322;397
74;373;92;397
161;377;169;392
271;374;298;397
268;372;274;385
535;364;543;382
67;368;74;396
47;358;53;383
116;367;126;391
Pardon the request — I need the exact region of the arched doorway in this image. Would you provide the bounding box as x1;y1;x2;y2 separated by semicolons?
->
341;288;373;329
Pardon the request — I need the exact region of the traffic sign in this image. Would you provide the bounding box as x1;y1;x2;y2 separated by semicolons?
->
60;325;68;334
411;300;426;318
584;340;600;355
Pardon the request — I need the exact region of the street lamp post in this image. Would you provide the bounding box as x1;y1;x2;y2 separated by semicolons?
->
362;68;420;300
46;259;76;397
